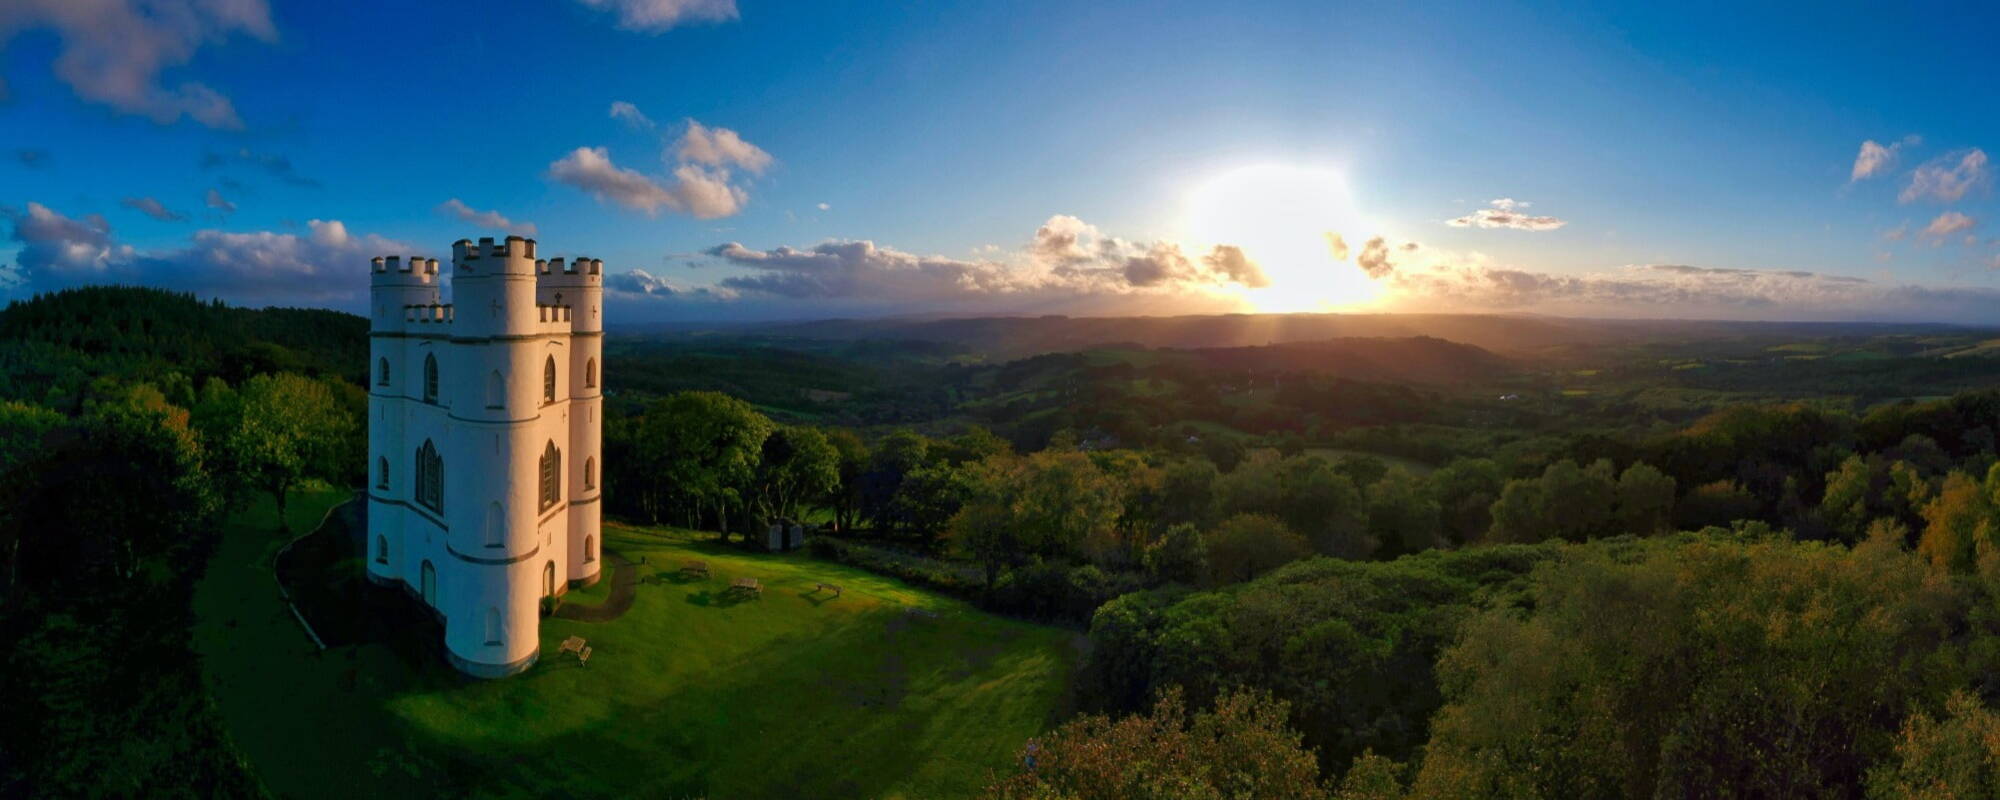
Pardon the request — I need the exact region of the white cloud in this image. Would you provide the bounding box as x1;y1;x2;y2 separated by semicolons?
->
0;0;276;129
609;100;655;129
1325;232;1349;261
678;214;1270;308
675;120;773;174
5;201;404;306
1921;211;1977;240
547;147;750;219
1445;198;1568;231
1852;139;1906;181
435;198;537;236
1901;149;1990;204
574;0;737;32
817;202;830;211
549;116;772;219
120;196;185;222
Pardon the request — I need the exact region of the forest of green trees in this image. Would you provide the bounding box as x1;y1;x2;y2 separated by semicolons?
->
11;287;2000;797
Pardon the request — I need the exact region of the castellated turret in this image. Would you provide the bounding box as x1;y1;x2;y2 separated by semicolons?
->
365;236;604;678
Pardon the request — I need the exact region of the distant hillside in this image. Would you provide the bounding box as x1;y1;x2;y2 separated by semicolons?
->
0;285;369;408
1180;336;1515;384
745;312;1978;360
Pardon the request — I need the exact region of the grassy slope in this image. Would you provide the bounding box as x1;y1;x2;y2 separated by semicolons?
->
195;495;1074;799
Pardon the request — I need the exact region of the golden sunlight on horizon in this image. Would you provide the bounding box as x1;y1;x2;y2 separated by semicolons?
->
1185;164;1383;313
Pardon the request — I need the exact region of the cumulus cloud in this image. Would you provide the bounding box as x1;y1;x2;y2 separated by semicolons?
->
1325;232;1348;261
0;0;275;129
574;0;737;32
200;148;319;187
1901;149;1990;204
435;198;537;236
675;120;772;174
1921;211;1977;240
5;201;403;306
817;202;830;211
1356;236;1395;278
605;267;736;300
1445;198;1568;231
1851;138;1918;181
679;215;1272;308
549;114;769;219
609;100;655;129
120;196;185;222
1350;241;2000;322
205;187;236;214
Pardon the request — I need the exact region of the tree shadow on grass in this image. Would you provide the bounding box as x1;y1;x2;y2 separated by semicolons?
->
684;589;756;608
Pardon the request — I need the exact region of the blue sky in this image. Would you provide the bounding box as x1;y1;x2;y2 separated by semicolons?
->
2;0;1997;322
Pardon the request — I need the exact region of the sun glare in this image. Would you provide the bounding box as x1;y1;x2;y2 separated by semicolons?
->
1186;164;1379;312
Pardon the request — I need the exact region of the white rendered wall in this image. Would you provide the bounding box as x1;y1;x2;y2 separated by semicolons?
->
365;237;603;679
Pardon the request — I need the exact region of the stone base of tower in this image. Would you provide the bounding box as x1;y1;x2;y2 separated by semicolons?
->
448;645;540;679
569;568;602;589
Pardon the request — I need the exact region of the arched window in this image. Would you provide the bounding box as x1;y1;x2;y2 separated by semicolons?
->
484;608;503;646
375;534;388;564
423;353;439;403
543;561;556;598
415;439;443;513
584;457;596;490
586;357;597;388
377;456;389;489
486;369;505;409
542;356;557;405
420;560;437;607
485;502;504;548
539;440;562;511
584;534;596;563
378;357;391;386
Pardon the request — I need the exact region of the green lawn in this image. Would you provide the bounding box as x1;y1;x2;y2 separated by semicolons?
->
194;491;1076;799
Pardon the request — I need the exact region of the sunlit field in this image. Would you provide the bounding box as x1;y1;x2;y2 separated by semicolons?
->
194;491;1075;799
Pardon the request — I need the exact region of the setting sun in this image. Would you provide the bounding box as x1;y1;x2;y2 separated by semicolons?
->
1185;164;1380;312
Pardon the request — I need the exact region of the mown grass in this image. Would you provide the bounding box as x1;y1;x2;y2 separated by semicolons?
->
195;493;1075;799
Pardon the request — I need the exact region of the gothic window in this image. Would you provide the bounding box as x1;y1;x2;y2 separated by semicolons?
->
423;353;439;403
542;356;557;405
543;561;556;598
486;369;504;409
485;502;504;548
377;456;389;489
586;357;597;388
585;457;596;490
416;439;443;514
584;535;596;563
539;440;562;512
378;357;391;386
484;607;503;646
420;560;437;607
375;534;388;564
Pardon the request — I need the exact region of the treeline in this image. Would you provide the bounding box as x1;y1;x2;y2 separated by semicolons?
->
0;286;368;411
0;370;357;796
976;389;2000;798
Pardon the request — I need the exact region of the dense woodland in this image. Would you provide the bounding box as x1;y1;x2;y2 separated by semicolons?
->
12;287;2000;796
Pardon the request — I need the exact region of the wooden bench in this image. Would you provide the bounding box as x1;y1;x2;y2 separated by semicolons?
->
577;646;592;667
729;577;762;598
559;635;587;658
681;560;710;578
814;582;843;598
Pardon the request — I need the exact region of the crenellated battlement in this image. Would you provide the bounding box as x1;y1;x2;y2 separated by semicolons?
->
451;236;538;272
371;255;441;285
404;303;455;324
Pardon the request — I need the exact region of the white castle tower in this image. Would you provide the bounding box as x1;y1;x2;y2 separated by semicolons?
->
365;236;604;677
